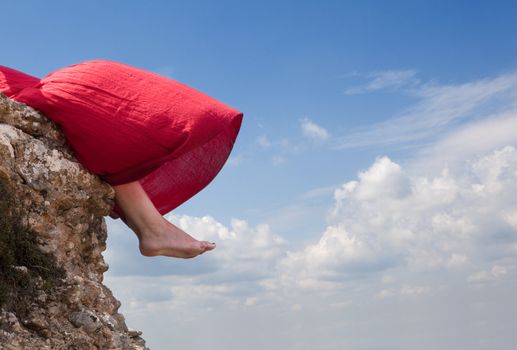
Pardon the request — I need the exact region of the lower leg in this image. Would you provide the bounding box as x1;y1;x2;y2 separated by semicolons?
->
112;180;216;258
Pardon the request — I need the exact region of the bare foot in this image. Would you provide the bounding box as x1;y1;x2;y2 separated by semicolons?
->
138;218;216;258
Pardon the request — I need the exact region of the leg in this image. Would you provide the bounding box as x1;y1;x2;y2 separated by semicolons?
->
112;180;216;258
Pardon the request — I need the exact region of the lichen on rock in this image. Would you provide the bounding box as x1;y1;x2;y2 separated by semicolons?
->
0;93;147;349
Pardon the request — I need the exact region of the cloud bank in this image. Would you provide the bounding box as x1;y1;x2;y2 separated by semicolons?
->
106;138;517;349
278;146;517;292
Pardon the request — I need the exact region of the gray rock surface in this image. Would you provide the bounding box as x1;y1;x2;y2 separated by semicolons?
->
0;93;148;349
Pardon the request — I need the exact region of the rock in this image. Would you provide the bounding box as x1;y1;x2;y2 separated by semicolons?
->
0;93;148;349
0;312;23;333
128;329;143;338
11;265;29;274
68;309;103;334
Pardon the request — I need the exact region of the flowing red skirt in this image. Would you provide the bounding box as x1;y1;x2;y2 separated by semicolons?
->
0;60;243;221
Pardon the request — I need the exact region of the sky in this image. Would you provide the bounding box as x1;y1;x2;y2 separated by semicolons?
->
3;1;517;349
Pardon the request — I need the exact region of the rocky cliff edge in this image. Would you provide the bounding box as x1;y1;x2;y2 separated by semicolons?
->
0;93;147;349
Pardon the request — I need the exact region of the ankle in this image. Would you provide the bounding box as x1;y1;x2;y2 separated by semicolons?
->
138;216;169;240
139;238;160;257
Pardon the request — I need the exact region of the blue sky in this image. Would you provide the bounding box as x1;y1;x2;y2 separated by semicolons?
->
4;1;517;349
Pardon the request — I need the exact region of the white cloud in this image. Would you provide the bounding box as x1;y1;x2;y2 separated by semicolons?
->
299;185;337;200
447;253;468;268
400;284;431;296
333;156;411;203
256;135;272;148
300;117;330;141
104;214;287;283
277;145;517;290
375;285;431;300
227;153;244;166
411;111;517;173
336;71;517;149
344;69;419;95
155;214;288;284
252;134;303;166
467;265;508;284
503;210;517;230
272;154;286;165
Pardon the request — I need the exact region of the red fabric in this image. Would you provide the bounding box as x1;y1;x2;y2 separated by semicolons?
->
0;60;243;221
0;65;40;97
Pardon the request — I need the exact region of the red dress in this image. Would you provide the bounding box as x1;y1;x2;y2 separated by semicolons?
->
0;60;243;222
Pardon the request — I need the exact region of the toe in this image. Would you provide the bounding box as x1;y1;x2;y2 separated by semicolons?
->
201;241;216;252
193;241;206;253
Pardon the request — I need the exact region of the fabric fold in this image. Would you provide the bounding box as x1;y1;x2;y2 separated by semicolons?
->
1;60;243;221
